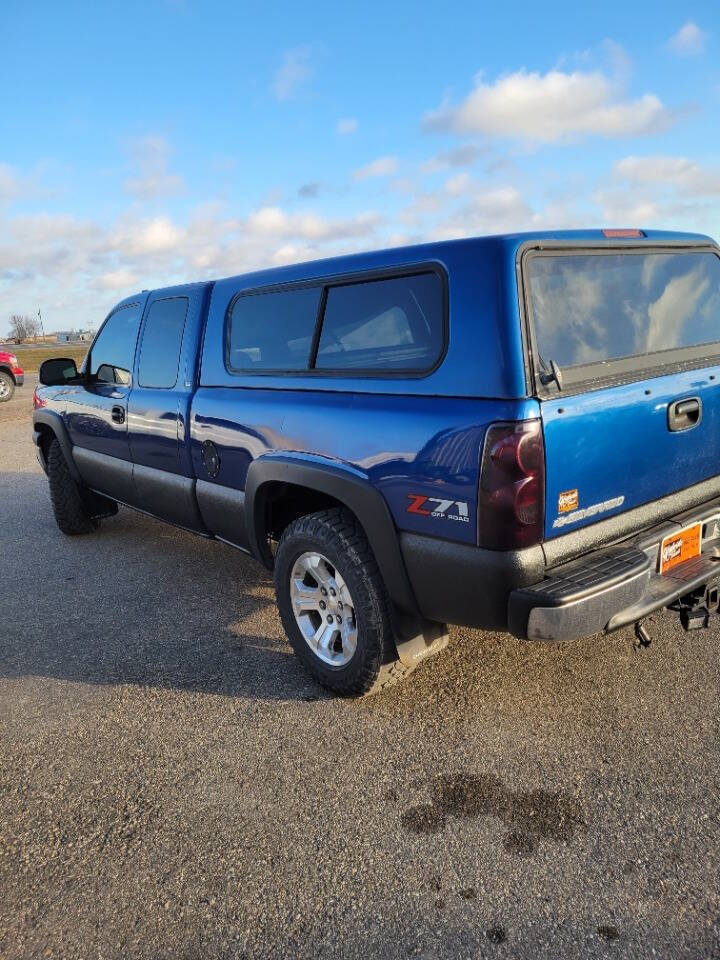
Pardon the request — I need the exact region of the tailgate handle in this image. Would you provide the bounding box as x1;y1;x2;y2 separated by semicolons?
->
668;396;701;432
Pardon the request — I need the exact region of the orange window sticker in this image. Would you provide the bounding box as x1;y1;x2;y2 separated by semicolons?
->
558;489;579;513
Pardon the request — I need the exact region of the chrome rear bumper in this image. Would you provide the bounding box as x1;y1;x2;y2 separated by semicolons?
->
509;504;720;642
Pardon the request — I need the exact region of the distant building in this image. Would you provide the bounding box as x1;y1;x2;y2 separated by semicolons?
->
56;329;96;343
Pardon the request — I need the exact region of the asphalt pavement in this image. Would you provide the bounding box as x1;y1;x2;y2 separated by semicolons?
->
0;388;718;959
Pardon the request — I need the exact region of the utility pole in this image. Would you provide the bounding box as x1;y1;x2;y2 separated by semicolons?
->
38;308;44;341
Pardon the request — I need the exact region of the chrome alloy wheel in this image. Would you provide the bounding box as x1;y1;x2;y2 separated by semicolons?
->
289;551;358;667
0;378;10;400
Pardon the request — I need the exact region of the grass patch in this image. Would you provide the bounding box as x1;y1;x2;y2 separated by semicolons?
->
12;344;88;373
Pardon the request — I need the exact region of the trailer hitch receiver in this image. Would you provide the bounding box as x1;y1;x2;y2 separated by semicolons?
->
670;579;720;631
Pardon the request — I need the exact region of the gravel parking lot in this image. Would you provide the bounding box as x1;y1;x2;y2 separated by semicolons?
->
1;384;718;960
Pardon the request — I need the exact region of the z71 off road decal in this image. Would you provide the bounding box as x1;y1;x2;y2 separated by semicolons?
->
407;495;470;523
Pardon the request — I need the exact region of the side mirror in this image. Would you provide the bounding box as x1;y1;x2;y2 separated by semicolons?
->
39;357;79;386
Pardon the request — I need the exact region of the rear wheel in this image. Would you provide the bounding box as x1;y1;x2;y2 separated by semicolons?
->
46;439;117;535
274;508;415;696
0;371;14;403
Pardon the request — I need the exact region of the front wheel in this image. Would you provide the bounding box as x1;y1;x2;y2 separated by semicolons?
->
46;439;117;534
274;509;415;697
0;371;15;403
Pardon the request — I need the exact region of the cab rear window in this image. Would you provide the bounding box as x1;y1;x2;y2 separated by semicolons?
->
315;272;444;372
226;268;445;376
527;250;720;380
228;286;321;371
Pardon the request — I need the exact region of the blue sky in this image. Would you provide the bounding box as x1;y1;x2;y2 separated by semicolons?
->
1;0;719;335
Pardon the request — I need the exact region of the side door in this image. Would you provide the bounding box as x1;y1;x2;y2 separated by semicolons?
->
64;298;146;503
127;286;208;531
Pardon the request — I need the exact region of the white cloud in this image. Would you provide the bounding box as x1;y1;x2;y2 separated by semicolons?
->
0;213;102;277
593;188;660;224
336;117;358;135
246;205;288;235
0;163;42;207
4;133;720;339
246;206;382;242
272;46;313;100
353;155;398;181
424;68;669;142
0;164;21;205
443;172;472;195
668;22;707;56
112;215;185;255
124;135;184;199
615;155;720;194
125;172;184;199
94;269;140;291
399;174;539;238
646;268;709;351
0;197;386;335
442;185;534;234
420;145;480;173
602;154;720;232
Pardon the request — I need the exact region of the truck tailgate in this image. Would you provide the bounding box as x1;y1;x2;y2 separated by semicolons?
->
522;244;720;541
542;365;720;539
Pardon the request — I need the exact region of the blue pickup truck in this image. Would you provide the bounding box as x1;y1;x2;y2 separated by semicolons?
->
33;229;720;695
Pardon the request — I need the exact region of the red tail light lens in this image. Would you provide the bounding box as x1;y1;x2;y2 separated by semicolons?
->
478;420;545;550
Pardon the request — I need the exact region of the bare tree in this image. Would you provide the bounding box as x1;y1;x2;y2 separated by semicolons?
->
8;314;40;343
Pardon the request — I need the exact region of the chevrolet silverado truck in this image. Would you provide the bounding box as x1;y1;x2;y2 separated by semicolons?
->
32;230;720;695
0;349;24;402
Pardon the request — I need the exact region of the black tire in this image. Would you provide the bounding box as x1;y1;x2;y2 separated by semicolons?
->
0;371;14;403
46;439;99;535
274;508;415;696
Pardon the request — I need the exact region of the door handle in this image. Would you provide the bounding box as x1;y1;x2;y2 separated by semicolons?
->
668;396;701;432
111;405;125;425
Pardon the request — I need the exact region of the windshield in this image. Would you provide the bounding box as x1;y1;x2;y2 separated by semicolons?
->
527;250;720;370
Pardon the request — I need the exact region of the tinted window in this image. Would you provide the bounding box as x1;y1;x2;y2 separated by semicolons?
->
228;286;321;370
91;304;142;385
315;272;444;371
138;297;189;389
528;251;720;369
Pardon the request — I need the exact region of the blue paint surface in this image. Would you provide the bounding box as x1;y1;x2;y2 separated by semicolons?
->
542;364;720;538
39;229;720;549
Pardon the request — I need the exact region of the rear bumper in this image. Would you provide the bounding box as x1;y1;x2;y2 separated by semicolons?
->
509;503;720;642
14;370;24;385
401;494;720;641
400;533;545;630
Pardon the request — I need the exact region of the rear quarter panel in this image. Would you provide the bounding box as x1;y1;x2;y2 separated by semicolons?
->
190;389;539;544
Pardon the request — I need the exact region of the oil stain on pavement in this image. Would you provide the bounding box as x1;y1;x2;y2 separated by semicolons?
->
400;773;585;854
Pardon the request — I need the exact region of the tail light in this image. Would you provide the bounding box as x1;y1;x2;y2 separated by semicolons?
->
478;420;544;550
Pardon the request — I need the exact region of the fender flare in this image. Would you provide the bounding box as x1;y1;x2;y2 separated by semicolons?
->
244;453;420;617
32;409;82;483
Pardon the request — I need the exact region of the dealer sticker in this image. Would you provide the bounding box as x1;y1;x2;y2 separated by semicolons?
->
659;523;702;575
558;489;579;513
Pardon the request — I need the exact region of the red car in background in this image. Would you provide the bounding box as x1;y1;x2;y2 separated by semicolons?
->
0;350;25;402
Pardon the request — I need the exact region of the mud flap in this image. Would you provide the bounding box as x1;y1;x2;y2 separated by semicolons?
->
392;612;449;667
